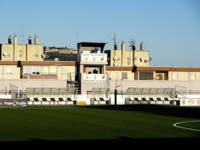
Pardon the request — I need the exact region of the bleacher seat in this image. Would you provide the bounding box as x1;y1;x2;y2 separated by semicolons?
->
125;87;175;105
87;88;110;105
25;87;77;105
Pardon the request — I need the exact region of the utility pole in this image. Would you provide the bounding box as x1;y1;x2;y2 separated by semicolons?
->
113;33;116;44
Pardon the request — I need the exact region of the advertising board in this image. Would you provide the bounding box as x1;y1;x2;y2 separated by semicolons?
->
180;98;200;107
0;99;27;107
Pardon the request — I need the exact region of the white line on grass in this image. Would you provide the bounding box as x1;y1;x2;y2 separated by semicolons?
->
173;120;200;132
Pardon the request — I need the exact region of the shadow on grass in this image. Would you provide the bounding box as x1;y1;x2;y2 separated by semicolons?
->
1;137;200;148
83;105;200;119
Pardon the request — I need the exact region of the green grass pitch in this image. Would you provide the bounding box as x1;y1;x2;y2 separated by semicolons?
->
0;105;199;146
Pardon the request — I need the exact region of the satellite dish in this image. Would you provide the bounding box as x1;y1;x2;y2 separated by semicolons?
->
113;56;118;60
54;57;59;61
3;52;7;56
41;54;46;59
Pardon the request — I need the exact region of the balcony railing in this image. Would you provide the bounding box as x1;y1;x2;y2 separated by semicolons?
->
82;73;107;82
78;53;107;64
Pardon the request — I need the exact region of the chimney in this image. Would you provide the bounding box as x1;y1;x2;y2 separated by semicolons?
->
121;41;125;51
8;35;12;44
131;42;136;51
114;42;118;50
34;35;38;44
132;42;136;66
14;35;18;45
121;41;125;66
140;41;144;50
28;36;32;44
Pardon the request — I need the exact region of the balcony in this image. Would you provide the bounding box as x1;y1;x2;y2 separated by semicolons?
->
78;53;107;65
82;73;108;82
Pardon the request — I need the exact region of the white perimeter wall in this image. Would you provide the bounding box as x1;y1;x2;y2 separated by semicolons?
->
0;79;67;91
109;80;200;91
1;79;200;92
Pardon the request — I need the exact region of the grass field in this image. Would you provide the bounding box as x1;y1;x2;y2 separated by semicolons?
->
0;105;200;146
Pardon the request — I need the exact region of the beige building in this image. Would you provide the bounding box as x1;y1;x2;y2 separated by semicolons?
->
0;35;200;94
106;41;150;67
0;61;76;81
104;41;200;81
0;35;43;61
106;66;200;81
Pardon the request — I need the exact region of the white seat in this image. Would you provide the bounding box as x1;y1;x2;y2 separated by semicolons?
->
71;95;75;101
164;97;171;101
156;98;162;101
153;97;157;100
160;97;165;101
67;97;72;101
58;98;64;101
149;97;155;101
95;97;99;101
134;97;140;101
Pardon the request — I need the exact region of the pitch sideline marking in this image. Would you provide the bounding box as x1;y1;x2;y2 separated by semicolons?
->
173;120;200;132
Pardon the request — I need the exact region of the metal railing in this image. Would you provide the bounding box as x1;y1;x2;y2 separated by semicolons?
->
87;88;110;99
25;88;78;97
124;88;176;98
0;90;26;99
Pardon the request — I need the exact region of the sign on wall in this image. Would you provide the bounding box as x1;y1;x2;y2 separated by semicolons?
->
83;74;107;82
0;99;27;107
79;53;107;63
180;98;200;106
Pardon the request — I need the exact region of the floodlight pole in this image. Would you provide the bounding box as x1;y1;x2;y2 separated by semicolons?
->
114;65;119;106
114;88;117;106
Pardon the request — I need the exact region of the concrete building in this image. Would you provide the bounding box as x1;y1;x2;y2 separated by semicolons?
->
0;35;43;61
105;41;200;81
44;46;77;61
77;42;109;94
0;35;75;81
105;41;150;67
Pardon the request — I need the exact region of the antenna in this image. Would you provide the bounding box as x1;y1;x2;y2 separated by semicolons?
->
113;33;118;50
129;38;135;48
20;25;25;44
76;32;79;43
112;33;116;44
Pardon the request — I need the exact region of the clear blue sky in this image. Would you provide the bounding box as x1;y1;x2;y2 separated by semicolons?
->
0;0;199;67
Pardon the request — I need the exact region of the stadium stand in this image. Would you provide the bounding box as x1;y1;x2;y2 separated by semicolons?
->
87;88;110;105
26;87;77;105
125;88;175;105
